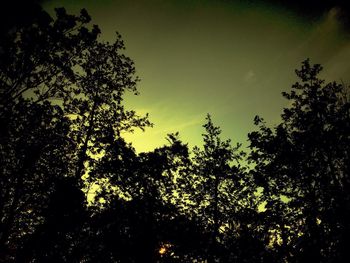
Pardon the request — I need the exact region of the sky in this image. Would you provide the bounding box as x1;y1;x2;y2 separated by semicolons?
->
42;0;350;153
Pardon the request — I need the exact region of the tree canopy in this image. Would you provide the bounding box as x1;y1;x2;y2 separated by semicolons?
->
0;3;349;263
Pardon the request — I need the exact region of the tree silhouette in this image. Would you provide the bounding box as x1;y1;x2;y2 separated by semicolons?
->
87;133;198;262
248;59;350;262
185;114;249;262
0;5;150;262
0;6;97;110
62;31;151;183
0;99;75;260
1;2;349;262
15;176;87;262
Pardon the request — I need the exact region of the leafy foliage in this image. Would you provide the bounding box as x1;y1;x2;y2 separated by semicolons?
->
248;59;350;262
0;3;349;263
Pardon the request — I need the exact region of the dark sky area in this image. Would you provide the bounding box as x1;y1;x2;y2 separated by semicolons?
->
9;0;350;152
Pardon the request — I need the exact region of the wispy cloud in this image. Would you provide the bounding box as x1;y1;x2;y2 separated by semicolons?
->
290;6;349;62
152;116;203;135
123;108;205;152
244;70;256;82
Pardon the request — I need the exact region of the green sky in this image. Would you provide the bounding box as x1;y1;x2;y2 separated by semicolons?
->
44;0;350;152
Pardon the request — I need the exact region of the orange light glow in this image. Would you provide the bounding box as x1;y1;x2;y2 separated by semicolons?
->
159;246;167;255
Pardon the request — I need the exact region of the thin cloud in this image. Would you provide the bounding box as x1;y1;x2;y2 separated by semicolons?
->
244;70;256;82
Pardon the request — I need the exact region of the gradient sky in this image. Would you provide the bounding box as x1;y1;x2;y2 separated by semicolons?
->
43;0;350;152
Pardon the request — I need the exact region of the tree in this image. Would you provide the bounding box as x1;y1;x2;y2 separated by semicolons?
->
0;99;75;260
0;6;97;110
62;31;151;185
0;5;150;261
15;176;87;262
187;114;248;262
248;59;350;262
88;133;194;262
3;2;349;262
